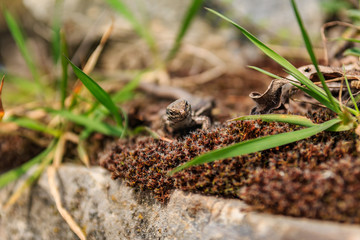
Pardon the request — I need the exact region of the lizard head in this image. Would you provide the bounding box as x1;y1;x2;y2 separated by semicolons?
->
166;99;192;122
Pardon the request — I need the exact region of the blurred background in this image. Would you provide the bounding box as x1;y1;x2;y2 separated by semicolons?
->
0;0;338;109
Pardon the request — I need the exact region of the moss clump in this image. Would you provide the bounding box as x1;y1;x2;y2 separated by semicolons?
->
101;110;359;223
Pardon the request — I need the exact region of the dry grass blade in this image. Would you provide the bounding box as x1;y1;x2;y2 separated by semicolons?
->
0;75;5;121
47;166;87;240
83;21;113;75
321;21;360;65
77;140;90;167
67;21;114;104
53;134;67;168
53;132;83;167
3;148;55;209
62;132;90;167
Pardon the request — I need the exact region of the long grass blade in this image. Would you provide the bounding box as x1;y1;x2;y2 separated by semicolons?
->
105;0;156;53
78;111;106;140
206;8;336;111
344;48;360;57
287;72;339;112
48;109;123;137
4;144;55;209
60;30;69;109
4;10;40;88
66;58;123;127
248;66;282;79
170;118;341;174
343;66;359;113
230;114;316;127
166;0;203;61
7;117;61;137
336;37;360;43
0;140;56;189
290;0;340;114
112;71;143;103
51;0;62;63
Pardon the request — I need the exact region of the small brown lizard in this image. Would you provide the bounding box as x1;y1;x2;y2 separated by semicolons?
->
164;98;213;133
138;83;215;133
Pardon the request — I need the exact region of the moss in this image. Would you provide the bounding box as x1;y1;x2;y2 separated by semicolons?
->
101;110;360;223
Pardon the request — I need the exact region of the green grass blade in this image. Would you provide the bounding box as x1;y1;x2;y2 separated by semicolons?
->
112;71;143;103
290;0;340;114
77;71;142;139
170;118;341;175
7;117;61;137
4;10;40;88
119;107;128;138
336;37;360;43
286;72;339;112
48;109;123;137
230;114;316;127
105;0;156;53
344;48;360;57
326;122;355;132
248;66;282;79
343;66;359;113
295;84;336;111
206;8;336;112
79;112;106;140
66;57;123;126
0;140;56;189
166;0;203;61
346;9;360;20
60;31;69;109
293;78;358;116
4;145;55;208
51;2;61;63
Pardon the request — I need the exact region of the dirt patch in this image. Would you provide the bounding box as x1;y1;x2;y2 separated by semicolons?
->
0;131;45;173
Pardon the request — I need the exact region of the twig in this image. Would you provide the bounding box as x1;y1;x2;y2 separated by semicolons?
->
321;21;360;65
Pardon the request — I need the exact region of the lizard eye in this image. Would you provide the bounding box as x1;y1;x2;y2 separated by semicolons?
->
186;102;192;113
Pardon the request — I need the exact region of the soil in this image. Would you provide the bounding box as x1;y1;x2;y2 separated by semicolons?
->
0;131;45;173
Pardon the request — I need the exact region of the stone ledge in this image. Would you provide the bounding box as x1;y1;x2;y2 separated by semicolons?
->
1;164;360;240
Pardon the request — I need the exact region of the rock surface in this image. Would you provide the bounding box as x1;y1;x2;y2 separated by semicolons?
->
1;164;360;240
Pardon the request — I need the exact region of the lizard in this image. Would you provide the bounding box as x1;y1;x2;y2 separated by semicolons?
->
164;98;213;133
137;82;215;133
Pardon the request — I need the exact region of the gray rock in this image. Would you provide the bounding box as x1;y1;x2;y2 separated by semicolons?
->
1;164;360;240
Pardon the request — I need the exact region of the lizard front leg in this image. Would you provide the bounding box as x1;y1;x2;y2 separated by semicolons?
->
193;115;211;130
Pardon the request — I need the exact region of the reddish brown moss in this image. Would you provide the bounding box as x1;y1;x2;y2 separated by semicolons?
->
241;156;360;223
101;112;359;223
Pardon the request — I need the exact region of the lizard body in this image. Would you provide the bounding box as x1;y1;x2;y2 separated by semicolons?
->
164;98;213;133
136;82;215;133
